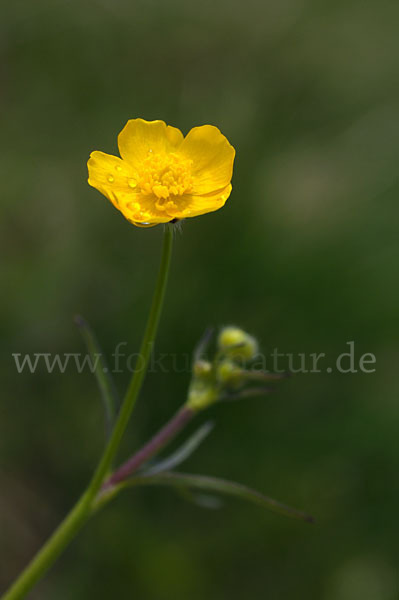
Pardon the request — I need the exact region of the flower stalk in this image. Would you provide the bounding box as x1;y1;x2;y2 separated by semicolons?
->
1;226;174;600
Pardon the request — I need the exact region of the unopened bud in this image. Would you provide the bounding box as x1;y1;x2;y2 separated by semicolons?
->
218;326;258;361
187;381;218;411
193;359;213;378
216;359;243;389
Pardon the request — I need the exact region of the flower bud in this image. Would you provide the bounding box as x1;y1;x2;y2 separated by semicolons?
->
216;359;243;389
187;381;218;411
217;326;258;361
193;359;213;378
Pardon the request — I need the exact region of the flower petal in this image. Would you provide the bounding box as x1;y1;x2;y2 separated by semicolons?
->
119;194;176;227
180;125;235;195
118;118;184;166
88;151;138;210
172;184;232;219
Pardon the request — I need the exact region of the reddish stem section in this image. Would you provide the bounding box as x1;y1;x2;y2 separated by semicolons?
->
102;405;195;490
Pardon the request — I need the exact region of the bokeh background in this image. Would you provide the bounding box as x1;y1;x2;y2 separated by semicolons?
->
1;0;399;598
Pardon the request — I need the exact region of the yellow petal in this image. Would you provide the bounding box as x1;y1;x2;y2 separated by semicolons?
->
119;195;175;227
118;118;184;166
87;150;139;210
172;184;232;219
180;125;235;195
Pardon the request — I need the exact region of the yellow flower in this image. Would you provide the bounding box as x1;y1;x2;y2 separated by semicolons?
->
87;118;235;227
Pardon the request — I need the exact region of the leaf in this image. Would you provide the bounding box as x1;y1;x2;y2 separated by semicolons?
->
221;387;274;401
143;421;214;476
192;327;214;363
75;315;119;439
128;472;314;523
175;486;223;510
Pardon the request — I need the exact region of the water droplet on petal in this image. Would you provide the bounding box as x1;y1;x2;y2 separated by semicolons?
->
108;175;114;183
128;179;137;189
115;165;122;172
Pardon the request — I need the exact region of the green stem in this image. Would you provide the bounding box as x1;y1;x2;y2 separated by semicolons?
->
1;493;93;600
2;226;174;600
87;225;174;494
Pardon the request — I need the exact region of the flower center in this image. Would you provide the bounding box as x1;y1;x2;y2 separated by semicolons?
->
137;151;193;209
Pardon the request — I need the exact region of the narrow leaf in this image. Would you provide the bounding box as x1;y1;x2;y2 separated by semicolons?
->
143;421;214;476
193;327;214;363
75;315;118;439
221;387;273;401
129;472;314;523
176;486;223;509
188;493;223;510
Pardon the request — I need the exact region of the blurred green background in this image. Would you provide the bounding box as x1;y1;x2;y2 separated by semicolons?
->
1;0;399;598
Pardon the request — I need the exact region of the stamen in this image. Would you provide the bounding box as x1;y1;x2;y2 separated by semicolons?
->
137;152;193;202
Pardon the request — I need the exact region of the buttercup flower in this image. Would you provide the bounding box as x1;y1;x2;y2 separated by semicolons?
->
87;118;235;227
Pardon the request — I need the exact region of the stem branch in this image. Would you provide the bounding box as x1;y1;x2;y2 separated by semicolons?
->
102;405;195;491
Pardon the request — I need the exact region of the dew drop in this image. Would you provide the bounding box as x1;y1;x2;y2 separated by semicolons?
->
128;179;137;188
108;175;114;183
115;165;122;172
